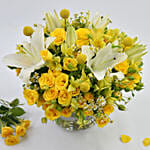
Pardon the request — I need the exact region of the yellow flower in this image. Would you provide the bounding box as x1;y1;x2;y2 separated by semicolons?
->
63;57;78;71
96;116;110;128
80;81;90;93
114;59;129;75
45;108;61;120
21;120;31;129
37;97;45;107
23;26;34;36
4;135;19;146
120;79;135;90
103;104;114;115
70;88;80;96
52;70;61;78
76;28;91;47
60;9;70;19
76;53;87;64
23;89;39;105
127;73;141;83
61;107;72;118
120;135;131;143
55;73;68;90
50;28;66;45
58;89;72;106
38;73;55;90
40;49;53;61
84;92;94;101
123;37;133;47
143;138;150;147
1;127;13;138
43;88;58;101
15;126;26;137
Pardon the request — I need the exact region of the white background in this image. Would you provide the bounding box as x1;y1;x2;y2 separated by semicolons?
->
0;0;150;150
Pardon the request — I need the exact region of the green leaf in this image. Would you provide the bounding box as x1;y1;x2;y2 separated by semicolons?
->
10;107;25;116
9;99;19;107
0;106;9;114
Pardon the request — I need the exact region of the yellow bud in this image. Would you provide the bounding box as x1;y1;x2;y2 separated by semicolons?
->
76;53;87;64
40;49;53;61
23;26;34;36
123;37;133;47
80;81;90;93
60;9;70;19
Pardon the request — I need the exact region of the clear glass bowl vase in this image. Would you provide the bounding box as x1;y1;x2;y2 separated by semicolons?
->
55;115;95;131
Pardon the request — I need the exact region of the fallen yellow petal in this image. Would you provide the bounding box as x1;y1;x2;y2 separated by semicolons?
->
120;135;131;143
143;138;150;147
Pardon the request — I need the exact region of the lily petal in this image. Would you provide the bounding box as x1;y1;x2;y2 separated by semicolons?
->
2;53;34;68
46;37;55;49
110;72;125;80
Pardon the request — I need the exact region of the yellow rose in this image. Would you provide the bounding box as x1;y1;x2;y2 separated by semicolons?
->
76;28;91;47
80;81;90;93
114;59;129;75
103;104;114;115
38;73;55;90
76;53;87;64
52;70;61;78
127;73;141;83
50;28;66;45
23;89;39;105
96;116;110;128
120;135;131;143
21;120;31;129
4;135;19;146
58;89;72;106
40;49;53;61
70;88;80;96
84;92;94;101
43;88;58;101
15;126;26;137
45;108;61;120
63;57;78;71
55;73;68;90
36;97;45;107
1;127;13;138
61;107;72;118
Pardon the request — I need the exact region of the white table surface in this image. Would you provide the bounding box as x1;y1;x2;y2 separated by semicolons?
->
0;0;150;149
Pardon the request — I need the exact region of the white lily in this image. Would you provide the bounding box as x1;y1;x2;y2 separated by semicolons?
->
89;12;110;29
3;26;55;83
82;44;128;80
45;10;62;32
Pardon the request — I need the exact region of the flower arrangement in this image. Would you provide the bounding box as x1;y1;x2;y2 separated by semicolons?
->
3;9;147;130
0;98;30;146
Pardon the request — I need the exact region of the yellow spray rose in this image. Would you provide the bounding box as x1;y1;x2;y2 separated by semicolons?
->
45;108;61;120
4;135;19;146
96;116;110;128
55;73;68;90
38;73;55;90
76;28;91;47
1;127;13;138
61;107;72;118
103;104;114;115
76;53;87;64
143;138;150;147
21;120;31;129
50;28;66;45
70;88;80;96
114;59;129;75
15;126;26;137
43;88;58;101
58;89;72;106
63;57;78;71
84;92;94;101
23;89;39;105
40;49;53;61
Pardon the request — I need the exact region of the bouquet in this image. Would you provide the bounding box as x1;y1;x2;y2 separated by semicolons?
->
3;9;147;130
